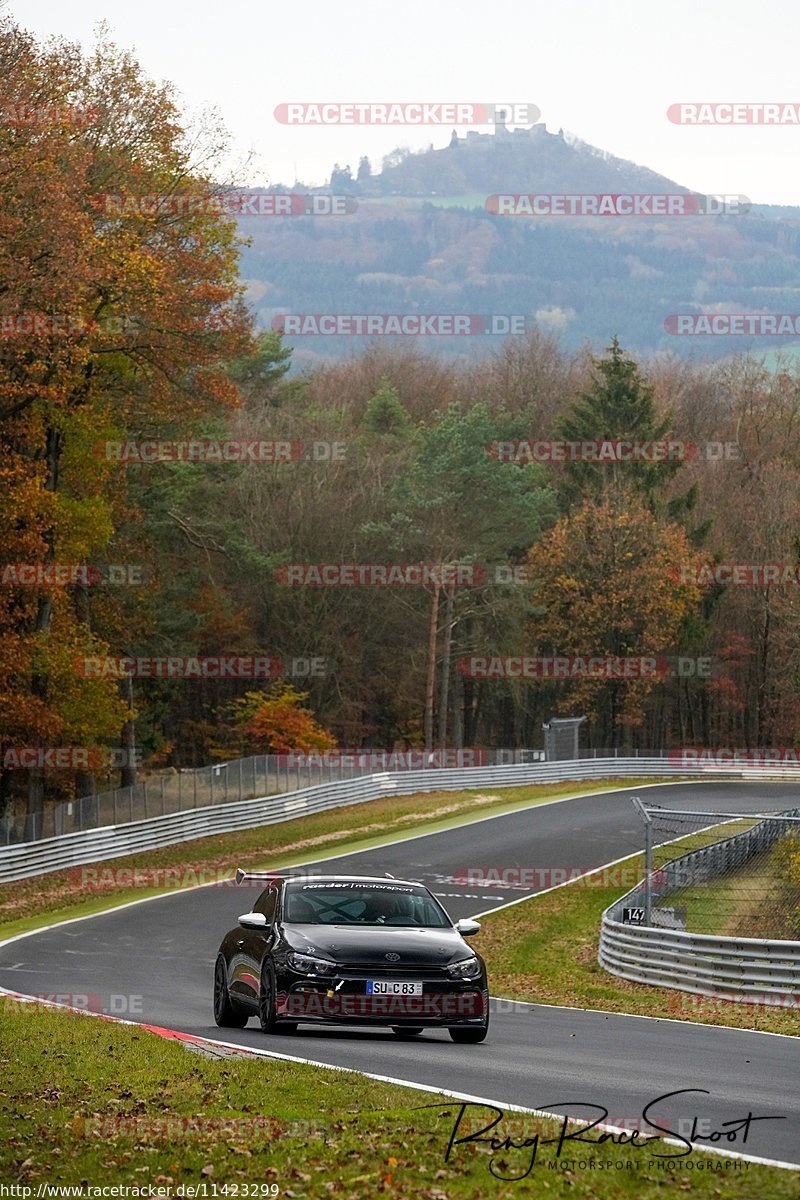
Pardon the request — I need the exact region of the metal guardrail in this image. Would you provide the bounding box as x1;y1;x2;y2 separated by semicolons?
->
599;808;800;1006
2;749;549;845
8;746;800;846
1;755;798;883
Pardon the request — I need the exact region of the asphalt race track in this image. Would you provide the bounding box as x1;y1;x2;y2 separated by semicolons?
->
2;781;799;1167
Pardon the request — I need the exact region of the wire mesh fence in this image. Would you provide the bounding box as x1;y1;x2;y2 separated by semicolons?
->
632;801;800;940
1;747;552;845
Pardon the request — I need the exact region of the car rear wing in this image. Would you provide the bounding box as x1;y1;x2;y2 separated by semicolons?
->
235;868;279;887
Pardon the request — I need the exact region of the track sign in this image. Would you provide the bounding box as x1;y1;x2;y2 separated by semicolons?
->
623;907;646;925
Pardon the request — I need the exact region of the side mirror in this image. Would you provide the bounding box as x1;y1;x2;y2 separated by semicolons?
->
455;918;481;936
238;911;268;930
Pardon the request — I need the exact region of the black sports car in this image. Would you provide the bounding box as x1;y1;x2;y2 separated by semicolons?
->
213;871;489;1042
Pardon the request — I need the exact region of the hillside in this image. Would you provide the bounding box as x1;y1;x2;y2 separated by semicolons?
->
240;125;800;366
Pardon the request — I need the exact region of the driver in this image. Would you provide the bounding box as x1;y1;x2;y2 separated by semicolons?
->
364;890;403;924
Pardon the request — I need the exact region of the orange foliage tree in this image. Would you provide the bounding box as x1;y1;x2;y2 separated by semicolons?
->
218;685;337;757
0;16;254;827
526;497;707;744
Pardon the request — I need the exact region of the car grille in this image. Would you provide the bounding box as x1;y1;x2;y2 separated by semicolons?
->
338;962;449;977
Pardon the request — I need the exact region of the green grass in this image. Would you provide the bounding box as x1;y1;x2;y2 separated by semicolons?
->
474;845;800;1037
0;778;665;941
3;783;799;1192
1;1008;797;1196
650;819;762;936
665;839;800;939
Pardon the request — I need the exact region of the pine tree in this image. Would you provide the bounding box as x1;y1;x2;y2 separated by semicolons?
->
558;337;679;508
361;378;411;437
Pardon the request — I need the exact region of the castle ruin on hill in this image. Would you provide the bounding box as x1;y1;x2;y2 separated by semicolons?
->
449;116;566;150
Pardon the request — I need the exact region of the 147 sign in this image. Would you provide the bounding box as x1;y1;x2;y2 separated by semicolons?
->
623;907;646;925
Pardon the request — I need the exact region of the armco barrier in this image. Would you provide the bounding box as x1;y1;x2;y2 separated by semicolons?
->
599;808;800;1006
0;756;798;883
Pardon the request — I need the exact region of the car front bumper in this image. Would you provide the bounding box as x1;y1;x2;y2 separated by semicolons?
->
275;974;489;1025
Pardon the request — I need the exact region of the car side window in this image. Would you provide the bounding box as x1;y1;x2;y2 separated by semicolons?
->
254;887;277;923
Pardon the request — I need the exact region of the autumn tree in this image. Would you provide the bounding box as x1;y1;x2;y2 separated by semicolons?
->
218;685;336;756
0;18;253;831
526;499;706;747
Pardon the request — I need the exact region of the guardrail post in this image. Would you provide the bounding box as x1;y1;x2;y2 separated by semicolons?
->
161;776;165;815
644;815;652;924
631;795;653;924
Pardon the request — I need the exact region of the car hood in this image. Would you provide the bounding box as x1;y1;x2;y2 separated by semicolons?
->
282;923;473;965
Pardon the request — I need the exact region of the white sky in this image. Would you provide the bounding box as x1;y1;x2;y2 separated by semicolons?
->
14;0;800;204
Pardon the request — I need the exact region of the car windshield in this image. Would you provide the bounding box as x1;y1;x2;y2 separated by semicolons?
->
283;883;450;927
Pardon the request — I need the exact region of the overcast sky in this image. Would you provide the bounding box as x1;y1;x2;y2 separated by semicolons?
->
14;0;800;204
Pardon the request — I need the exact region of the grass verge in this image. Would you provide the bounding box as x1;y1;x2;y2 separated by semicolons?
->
0;1008;796;1196
671;846;799;939
0;778;665;941
473;848;800;1037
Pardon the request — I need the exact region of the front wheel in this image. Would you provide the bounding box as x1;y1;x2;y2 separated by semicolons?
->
258;962;278;1032
213;956;248;1028
449;1005;489;1044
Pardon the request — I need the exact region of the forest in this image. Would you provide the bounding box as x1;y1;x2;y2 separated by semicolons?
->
3;16;800;837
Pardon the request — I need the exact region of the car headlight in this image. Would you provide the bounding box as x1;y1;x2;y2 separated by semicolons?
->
447;955;482;980
287;951;337;976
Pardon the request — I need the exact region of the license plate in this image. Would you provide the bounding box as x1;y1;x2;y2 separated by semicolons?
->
366;980;423;996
